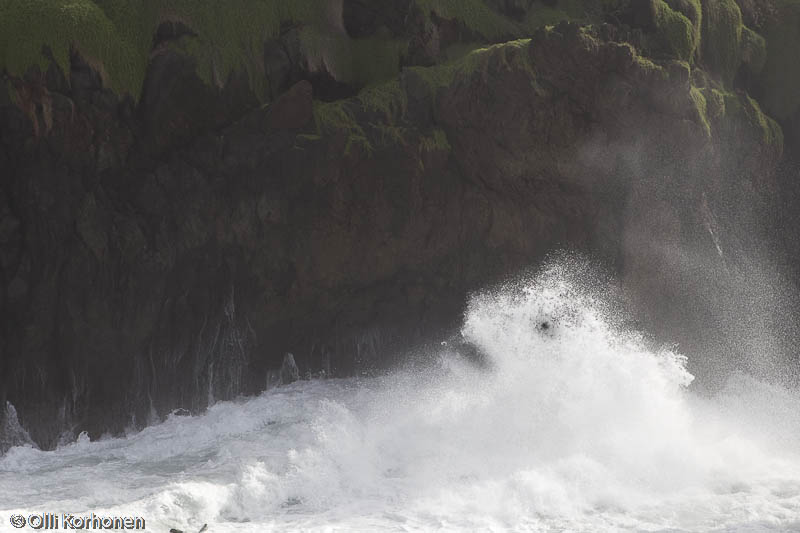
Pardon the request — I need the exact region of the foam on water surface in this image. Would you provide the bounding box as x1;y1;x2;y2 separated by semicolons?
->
1;264;799;532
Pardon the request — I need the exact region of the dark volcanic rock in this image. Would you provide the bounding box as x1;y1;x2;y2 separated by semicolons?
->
0;21;791;448
139;46;259;157
280;353;300;384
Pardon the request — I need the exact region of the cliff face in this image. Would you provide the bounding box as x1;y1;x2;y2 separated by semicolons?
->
1;0;797;449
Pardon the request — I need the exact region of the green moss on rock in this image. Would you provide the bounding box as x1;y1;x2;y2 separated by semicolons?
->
666;0;702;49
690;85;712;136
700;0;744;85
692;84;781;151
159;0;319;98
702;87;726;120
357;81;407;123
0;0;344;100
313;99;373;156
739;25;767;75
0;0;147;96
314;100;362;136
651;0;697;60
723;91;783;147
420;128;451;152
407;38;532;97
0;0;684;104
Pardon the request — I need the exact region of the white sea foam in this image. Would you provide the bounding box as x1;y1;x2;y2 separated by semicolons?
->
1;263;799;532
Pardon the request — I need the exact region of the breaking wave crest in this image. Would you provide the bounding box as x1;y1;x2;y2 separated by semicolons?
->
2;260;799;532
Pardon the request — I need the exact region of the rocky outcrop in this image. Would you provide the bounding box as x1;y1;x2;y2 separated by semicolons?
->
1;1;798;449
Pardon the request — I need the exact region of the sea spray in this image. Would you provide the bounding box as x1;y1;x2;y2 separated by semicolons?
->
0;262;799;532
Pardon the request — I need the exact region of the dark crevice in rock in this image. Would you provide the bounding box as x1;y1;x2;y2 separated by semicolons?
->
264;38;294;100
69;51;104;100
306;67;358;102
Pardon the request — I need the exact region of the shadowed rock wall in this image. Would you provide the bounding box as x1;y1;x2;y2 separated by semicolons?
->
1;0;798;449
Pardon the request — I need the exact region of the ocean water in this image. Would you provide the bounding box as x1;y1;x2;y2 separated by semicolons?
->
2;265;800;532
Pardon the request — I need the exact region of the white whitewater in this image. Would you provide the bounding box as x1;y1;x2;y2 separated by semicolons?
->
2;264;800;532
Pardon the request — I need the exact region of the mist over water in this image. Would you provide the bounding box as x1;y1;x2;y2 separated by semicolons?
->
1;260;800;532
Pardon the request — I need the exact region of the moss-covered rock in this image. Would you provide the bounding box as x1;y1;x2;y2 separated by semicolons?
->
691;83;783;169
698;87;783;150
0;0;326;99
731;92;783;148
702;86;726;120
357;80;408;123
0;0;412;101
610;0;701;62
312;99;373;156
0;0;148;97
739;25;767;75
666;0;702;37
0;0;787;110
700;0;744;84
690;85;712;136
404;37;534;109
419;127;450;152
650;0;697;60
